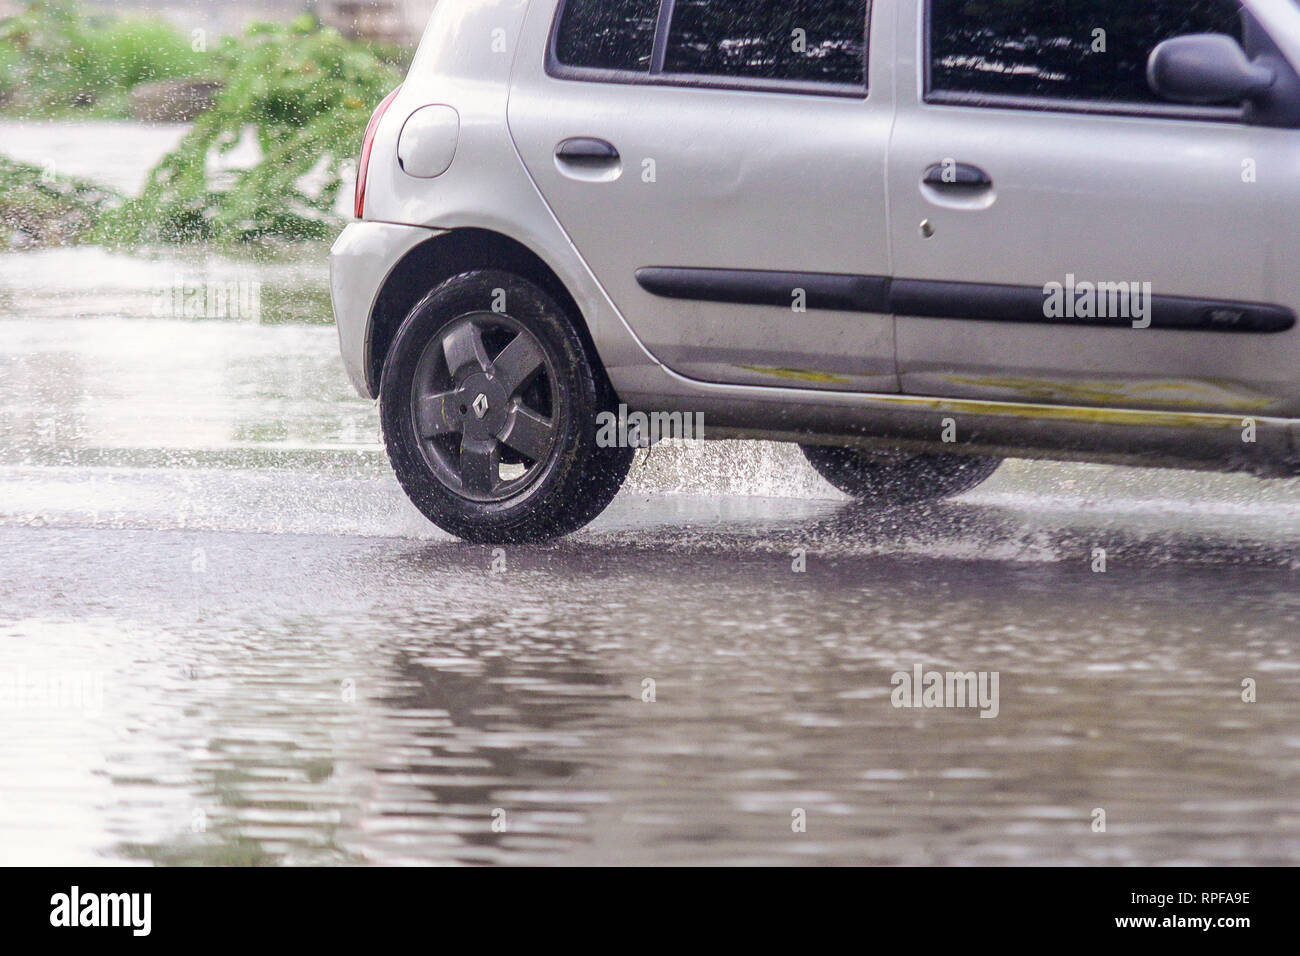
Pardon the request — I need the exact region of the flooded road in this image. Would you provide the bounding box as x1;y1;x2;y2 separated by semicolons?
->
1;124;1298;866
4;518;1299;867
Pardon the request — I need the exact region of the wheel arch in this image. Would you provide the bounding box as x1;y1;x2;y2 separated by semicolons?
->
365;228;602;399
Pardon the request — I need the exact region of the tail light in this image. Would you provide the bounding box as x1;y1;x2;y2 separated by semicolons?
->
355;85;403;220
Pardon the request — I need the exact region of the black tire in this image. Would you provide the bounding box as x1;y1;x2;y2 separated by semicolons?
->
801;445;1001;507
380;269;633;543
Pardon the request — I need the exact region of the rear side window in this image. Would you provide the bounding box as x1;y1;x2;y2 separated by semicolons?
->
929;0;1245;104
664;0;869;86
554;0;660;72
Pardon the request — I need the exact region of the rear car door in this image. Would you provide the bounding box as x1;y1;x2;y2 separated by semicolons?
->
508;0;898;393
887;0;1300;415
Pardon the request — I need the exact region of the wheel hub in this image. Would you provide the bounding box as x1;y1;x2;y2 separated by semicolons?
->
457;372;510;439
409;312;559;503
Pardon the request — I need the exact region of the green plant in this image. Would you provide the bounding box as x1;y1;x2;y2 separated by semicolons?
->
0;0;210;116
0;154;120;248
81;17;210;90
0;42;18;107
101;16;400;245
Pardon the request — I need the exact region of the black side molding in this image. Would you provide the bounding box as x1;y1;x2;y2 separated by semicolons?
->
892;278;1295;332
634;267;1295;333
635;267;890;314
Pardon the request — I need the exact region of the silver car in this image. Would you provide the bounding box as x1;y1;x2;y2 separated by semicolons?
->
331;0;1300;542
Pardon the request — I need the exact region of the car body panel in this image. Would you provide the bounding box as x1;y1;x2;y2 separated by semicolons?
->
331;221;442;397
888;0;1300;415
505;0;898;393
344;0;666;392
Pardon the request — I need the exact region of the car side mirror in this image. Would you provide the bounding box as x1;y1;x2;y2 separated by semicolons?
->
1148;33;1276;105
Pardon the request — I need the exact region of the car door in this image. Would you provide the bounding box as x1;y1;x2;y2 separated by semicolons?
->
887;0;1300;415
508;0;898;393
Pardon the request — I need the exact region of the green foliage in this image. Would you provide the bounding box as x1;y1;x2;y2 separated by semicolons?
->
0;40;20;106
0;0;210;116
80;17;210;90
0;3;404;245
100;17;400;245
0;154;120;248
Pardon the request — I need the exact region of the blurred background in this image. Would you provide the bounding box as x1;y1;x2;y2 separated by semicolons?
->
0;0;420;244
0;0;418;472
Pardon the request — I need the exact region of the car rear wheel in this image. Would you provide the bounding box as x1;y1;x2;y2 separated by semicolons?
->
801;445;1001;507
380;269;633;543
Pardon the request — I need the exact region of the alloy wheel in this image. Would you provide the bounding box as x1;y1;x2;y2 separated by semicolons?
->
409;311;560;503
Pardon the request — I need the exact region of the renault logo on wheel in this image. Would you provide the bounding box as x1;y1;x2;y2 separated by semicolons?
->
472;393;490;420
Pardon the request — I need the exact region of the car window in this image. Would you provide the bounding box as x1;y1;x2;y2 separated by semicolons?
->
663;0;870;86
554;0;661;73
929;0;1245;104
